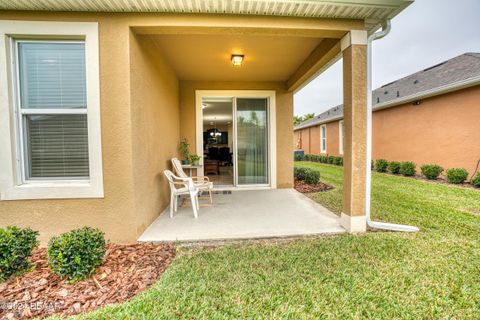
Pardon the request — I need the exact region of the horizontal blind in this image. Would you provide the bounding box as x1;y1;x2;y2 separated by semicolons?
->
18;42;86;109
25;114;89;178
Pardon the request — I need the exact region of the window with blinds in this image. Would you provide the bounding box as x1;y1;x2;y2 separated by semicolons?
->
16;41;89;179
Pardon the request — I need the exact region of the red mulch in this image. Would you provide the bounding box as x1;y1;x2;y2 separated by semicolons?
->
0;243;176;319
294;179;333;193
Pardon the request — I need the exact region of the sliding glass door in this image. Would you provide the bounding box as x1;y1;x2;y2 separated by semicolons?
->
235;98;269;185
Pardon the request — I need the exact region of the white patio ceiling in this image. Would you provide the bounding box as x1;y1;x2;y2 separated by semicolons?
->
0;0;413;33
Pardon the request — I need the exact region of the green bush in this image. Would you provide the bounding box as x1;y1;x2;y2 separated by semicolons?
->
400;161;416;176
47;227;106;283
294;153;304;161
302;154;342;166
420;164;444;180
446;168;469;184
294;167;307;181
471;172;480;187
0;226;39;281
304;170;320;185
388;161;401;174
294;167;320;185
333;156;343;166
375;159;389;173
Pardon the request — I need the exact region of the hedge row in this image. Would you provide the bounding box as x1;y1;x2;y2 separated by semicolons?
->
296;154;344;166
373;159;479;187
1;226;106;283
297;154;480;188
294;167;320;185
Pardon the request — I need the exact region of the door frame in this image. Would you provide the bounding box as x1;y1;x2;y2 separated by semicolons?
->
195;90;277;189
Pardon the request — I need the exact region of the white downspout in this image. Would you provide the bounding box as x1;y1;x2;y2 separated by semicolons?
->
366;20;419;232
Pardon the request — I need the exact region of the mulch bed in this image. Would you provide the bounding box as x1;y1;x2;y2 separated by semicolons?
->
294;179;333;193
0;243;176;319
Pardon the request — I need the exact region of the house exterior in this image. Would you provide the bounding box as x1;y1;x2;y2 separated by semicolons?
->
295;53;480;175
0;0;412;243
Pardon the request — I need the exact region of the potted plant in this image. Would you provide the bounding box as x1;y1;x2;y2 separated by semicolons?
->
178;138;190;165
189;154;201;166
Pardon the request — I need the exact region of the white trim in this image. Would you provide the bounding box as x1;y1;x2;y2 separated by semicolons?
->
320;124;327;154
339;212;366;233
195;90;277;189
294;76;480;131
0;20;103;200
341;30;367;51
373;76;480;111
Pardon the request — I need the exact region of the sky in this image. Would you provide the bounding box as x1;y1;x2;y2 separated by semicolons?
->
294;0;480;116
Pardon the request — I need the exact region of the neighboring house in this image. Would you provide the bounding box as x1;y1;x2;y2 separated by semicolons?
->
294;53;480;175
0;0;413;242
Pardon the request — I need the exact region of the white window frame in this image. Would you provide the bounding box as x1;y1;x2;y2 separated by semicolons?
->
0;21;103;200
339;120;344;155
320;124;327;154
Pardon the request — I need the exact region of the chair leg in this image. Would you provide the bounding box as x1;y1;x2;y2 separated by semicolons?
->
196;194;200;210
208;188;213;204
169;193;174;218
190;192;198;218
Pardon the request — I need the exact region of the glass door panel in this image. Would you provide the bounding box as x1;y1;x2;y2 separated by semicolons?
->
235;98;269;185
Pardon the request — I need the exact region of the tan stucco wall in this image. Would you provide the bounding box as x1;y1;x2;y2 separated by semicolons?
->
180;81;294;188
372;86;480;175
342;44;367;218
129;33;180;238
295;122;340;156
294;85;480;176
0;10;349;242
0;12;138;244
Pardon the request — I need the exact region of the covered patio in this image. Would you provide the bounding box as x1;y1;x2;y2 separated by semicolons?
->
138;189;344;242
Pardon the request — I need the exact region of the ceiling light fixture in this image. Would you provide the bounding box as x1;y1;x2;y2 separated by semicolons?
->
231;54;244;66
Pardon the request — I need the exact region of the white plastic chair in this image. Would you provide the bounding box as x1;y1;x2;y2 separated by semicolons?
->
164;170;199;218
171;157;213;204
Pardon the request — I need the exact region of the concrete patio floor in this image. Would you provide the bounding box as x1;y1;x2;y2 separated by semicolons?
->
138;189;345;242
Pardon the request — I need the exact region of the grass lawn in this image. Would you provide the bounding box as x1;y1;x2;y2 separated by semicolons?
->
74;162;480;319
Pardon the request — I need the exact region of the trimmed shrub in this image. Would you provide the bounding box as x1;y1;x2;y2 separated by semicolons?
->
375;159;389;173
333;156;343;166
400;161;416;176
0;226;39;281
388;161;401;174
446;168;468;184
47;227;106;283
304;170;320;185
294;167;320;185
471;172;480;187
294;167;308;181
294;153;304;161
420;164;444;180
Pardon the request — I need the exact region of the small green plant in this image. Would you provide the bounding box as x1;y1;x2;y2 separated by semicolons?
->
471;172;480;187
446;168;468;184
178;138;190;162
0;226;39;282
294;153;304;161
375;159;389;173
388;161;401;174
304;170;320;185
333;157;343;166
420;164;444;180
188;154;201;165
47;227;106;283
400;161;416;176
294;167;307;181
294;167;320;185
